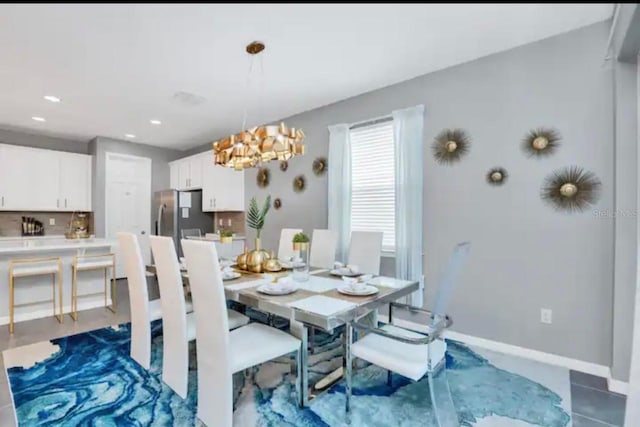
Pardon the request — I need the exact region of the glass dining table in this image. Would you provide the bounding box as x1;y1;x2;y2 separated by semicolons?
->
145;264;419;406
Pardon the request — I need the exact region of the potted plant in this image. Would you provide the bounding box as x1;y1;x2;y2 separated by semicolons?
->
245;195;271;272
219;229;233;244
292;232;310;251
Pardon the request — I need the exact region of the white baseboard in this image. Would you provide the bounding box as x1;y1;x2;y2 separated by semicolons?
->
0;299;113;326
391;318;628;394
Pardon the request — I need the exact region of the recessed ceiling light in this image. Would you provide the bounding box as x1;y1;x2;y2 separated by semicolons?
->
125;134;136;139
43;95;61;103
32;116;46;122
150;119;162;125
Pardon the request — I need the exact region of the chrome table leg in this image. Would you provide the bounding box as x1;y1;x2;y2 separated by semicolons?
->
427;357;459;427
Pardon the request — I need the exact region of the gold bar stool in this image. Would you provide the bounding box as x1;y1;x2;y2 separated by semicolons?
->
71;253;117;321
8;257;63;334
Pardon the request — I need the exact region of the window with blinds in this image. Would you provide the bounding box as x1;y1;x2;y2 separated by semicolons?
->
349;120;396;252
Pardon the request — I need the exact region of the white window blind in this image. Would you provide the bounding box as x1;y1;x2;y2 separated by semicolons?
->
349;120;396;252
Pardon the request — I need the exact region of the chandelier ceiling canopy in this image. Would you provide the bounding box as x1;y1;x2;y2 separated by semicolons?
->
213;41;305;171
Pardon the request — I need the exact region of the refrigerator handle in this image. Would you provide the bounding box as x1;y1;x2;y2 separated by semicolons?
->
157;203;165;236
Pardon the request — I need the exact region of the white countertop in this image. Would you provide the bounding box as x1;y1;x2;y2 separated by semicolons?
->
0;237;115;255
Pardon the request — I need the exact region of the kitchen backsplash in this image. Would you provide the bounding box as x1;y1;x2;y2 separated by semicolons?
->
213;212;245;236
0;212;94;237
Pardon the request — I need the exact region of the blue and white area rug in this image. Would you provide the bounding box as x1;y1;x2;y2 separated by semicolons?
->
3;321;571;426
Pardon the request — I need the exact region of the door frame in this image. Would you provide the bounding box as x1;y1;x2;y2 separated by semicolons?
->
104;151;152;267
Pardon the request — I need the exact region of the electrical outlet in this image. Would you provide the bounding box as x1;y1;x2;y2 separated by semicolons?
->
49;218;55;226
540;308;553;324
227;219;232;226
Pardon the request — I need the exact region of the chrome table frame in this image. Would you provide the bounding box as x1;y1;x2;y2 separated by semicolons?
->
146;265;419;406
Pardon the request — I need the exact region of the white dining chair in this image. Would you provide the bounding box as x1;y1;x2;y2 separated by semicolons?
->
345;242;471;426
150;235;197;398
118;232;164;370
309;229;337;269
348;231;383;275
277;228;302;261
182;239;303;427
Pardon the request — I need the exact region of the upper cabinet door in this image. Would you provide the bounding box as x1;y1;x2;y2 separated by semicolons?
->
188;155;203;189
59;153;92;211
0;145;31;210
178;160;190;189
201;155;217;212
216;168;245;211
170;162;179;190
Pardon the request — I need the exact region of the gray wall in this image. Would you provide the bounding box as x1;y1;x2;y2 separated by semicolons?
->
0;128;88;154
612;4;639;382
244;22;615;366
89;137;181;237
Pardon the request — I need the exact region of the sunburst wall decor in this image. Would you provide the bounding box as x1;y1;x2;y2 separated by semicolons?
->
257;167;270;188
313;157;327;176
486;167;508;186
522;128;561;158
293;175;306;193
273;198;282;209
280;161;288;172
432;128;470;165
541;166;601;213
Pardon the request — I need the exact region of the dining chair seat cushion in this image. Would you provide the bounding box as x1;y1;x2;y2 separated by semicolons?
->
227;309;250;330
229;323;300;374
351;324;446;381
11;263;59;277
148;299;163;322
75;259;114;270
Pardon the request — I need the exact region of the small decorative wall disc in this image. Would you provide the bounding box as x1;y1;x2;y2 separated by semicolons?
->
486;167;508;186
273;198;282;209
523;128;561;158
313;157;327;175
293;175;306;193
280;161;288;172
257;168;270;188
541;166;601;213
432;128;470;165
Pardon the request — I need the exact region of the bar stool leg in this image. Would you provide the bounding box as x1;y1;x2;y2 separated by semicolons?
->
9;273;14;334
71;265;78;321
56;261;63;324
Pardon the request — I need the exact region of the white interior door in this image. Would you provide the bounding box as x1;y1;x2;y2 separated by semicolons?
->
105;152;152;278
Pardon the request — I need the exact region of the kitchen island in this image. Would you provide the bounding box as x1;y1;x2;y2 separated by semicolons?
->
0;236;116;327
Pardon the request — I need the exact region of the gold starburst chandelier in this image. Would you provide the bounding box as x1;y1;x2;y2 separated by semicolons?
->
213;41;305;171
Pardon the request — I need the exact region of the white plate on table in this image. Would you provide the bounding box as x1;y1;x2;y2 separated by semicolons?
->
337;285;379;296
256;283;298;296
330;268;361;277
222;272;241;281
280;260;294;269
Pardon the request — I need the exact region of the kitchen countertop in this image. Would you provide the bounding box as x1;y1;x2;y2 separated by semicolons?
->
190;234;246;241
0;237;115;255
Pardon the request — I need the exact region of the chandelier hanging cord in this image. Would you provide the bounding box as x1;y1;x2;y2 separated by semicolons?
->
241;53;256;132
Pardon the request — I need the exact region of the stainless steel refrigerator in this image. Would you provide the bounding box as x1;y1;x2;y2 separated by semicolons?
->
154;189;214;257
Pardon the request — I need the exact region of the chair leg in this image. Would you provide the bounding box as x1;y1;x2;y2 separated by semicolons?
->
427;360;459;427
56;262;63;324
295;345;303;407
309;327;316;354
8;274;14;334
110;263;117;313
387;370;393;387
71;266;78;321
344;323;353;420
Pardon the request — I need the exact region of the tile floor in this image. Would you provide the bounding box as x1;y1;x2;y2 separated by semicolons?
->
0;279;629;427
571;371;627;426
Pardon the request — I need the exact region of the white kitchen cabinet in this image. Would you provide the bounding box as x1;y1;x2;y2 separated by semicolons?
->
201;155;245;212
59;152;92;211
0;143;92;212
170;153;205;190
170;162;179;190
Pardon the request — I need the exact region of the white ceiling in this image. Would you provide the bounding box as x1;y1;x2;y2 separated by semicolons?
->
0;4;613;150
